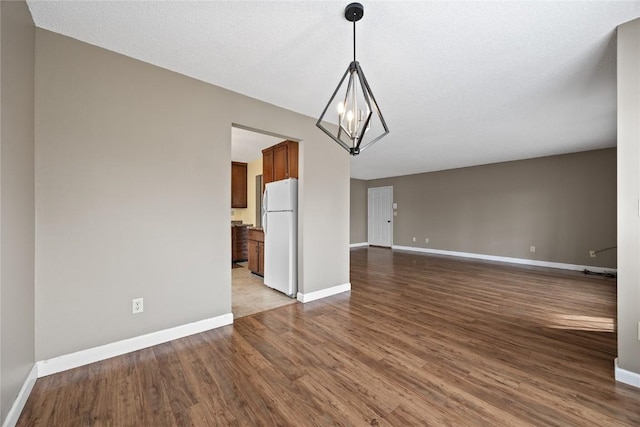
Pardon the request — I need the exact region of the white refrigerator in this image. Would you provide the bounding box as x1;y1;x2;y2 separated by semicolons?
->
262;178;298;297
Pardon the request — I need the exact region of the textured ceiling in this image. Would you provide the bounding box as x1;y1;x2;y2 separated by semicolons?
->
231;127;284;163
27;1;640;179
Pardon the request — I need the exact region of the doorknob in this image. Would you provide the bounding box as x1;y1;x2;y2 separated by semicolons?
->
387;220;391;223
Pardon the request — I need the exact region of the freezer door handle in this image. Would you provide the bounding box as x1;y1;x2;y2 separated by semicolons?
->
263;187;268;213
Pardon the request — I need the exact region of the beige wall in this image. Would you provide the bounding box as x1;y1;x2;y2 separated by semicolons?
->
35;29;349;361
350;178;368;244
231;157;262;226
230;209;243;222
0;0;35;421
365;149;616;268
617;17;640;375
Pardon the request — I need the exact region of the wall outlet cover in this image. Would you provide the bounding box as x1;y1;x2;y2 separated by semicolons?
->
132;298;144;314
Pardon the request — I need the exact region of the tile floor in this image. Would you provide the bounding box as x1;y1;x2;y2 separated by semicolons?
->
232;263;297;318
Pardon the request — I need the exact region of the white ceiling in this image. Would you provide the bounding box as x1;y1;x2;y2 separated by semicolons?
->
27;1;640;180
231;127;284;163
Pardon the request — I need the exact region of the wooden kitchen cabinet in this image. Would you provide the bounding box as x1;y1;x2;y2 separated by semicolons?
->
262;149;274;188
262;140;298;188
273;143;289;181
231;225;249;262
231;162;247;208
247;228;264;276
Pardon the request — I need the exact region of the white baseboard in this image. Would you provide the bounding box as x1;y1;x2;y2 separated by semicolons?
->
36;313;234;378
391;245;617;274
297;283;351;303
350;242;369;248
615;358;640;389
2;364;37;427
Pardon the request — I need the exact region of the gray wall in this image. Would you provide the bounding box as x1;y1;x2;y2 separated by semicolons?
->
363;149;616;268
35;29;349;361
350;179;368;244
617;17;640;375
0;0;35;421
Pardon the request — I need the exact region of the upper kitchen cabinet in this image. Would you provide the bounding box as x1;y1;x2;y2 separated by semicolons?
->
231;161;248;208
262;140;298;186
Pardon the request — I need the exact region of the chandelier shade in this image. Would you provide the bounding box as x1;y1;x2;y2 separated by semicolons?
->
316;2;389;156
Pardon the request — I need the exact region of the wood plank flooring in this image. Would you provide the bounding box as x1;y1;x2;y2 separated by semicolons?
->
18;247;640;426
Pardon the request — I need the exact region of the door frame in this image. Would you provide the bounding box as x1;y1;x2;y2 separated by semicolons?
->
367;186;393;247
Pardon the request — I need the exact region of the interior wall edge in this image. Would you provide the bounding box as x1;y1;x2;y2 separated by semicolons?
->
0;364;36;427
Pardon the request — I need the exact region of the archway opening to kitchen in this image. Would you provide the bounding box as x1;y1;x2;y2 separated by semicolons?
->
230;124;300;318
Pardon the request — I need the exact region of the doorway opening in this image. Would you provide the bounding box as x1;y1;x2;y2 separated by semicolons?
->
230;124;298;318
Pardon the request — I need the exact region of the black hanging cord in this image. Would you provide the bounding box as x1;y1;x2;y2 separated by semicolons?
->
582;246;617;278
353;19;356;62
594;246;617;254
345;3;363;63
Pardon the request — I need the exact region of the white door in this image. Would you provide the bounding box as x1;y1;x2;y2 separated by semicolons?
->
368;186;393;247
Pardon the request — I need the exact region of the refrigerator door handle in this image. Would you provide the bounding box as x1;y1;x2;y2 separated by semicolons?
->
262;188;268;236
263;211;267;236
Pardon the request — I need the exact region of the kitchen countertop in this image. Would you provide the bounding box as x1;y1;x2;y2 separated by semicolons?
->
248;227;263;231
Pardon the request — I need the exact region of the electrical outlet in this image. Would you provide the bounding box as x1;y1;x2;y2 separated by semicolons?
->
530;246;536;253
132;298;144;314
425;238;429;243
412;237;416;242
589;250;596;258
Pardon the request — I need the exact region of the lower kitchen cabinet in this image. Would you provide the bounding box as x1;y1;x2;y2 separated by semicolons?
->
232;225;249;262
248;228;264;276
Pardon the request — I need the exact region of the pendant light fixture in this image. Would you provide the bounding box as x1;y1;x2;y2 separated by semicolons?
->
316;2;389;156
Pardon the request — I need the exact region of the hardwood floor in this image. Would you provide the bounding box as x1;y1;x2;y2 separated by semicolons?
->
18;247;640;426
232;264;296;319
